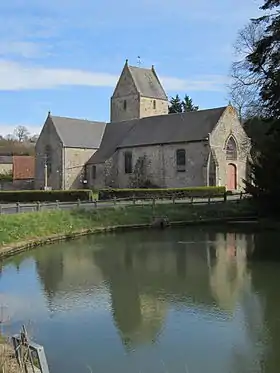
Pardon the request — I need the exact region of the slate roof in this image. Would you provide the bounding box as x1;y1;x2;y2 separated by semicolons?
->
120;106;226;148
88;120;135;164
50;115;106;149
128;65;168;100
13;155;35;180
89;106;227;164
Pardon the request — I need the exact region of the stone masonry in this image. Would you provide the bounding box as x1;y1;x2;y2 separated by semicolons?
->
35;117;63;190
64;147;96;189
35;112;105;190
209;106;250;189
88;106;250;190
110;61;168;122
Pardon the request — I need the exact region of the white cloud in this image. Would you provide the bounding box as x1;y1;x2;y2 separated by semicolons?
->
0;59;228;92
162;75;228;93
0;41;49;59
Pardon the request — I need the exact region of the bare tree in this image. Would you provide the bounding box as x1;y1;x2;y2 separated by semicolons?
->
29;134;39;143
4;134;14;141
13;125;30;142
228;21;266;120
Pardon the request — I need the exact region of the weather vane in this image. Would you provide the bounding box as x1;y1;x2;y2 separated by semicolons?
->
137;56;142;67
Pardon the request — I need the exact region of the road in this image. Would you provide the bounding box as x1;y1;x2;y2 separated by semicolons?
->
0;194;245;215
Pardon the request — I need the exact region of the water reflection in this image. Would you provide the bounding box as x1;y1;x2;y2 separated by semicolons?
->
1;228;276;373
32;231;258;341
209;232;252;312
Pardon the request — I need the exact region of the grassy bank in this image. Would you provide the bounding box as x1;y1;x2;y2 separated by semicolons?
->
0;200;257;248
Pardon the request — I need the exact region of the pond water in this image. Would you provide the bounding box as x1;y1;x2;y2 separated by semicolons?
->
0;226;280;373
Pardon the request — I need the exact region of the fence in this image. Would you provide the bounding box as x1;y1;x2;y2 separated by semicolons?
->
0;192;249;215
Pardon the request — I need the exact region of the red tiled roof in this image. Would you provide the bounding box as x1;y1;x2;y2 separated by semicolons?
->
13;156;35;180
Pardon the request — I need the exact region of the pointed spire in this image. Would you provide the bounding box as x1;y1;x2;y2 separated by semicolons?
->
48;110;51;116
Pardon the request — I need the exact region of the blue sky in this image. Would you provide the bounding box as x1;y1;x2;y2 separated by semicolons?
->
0;0;262;136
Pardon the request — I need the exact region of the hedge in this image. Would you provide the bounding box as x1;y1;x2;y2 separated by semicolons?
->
0;189;96;203
99;186;226;200
0;173;13;182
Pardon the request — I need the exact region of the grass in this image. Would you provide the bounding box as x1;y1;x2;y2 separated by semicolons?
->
0;200;257;247
0;345;20;373
0;334;14;373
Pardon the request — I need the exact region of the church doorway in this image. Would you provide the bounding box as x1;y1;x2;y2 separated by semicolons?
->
226;163;237;190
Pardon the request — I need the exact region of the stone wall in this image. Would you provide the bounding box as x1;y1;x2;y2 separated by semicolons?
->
91;141;209;189
111;64;140;122
64;147;97;189
86;163;101;189
110;63;168;122
117;145;162;188
110;94;140;122
210;106;250;190
35;117;98;190
35;117;63;190
116;142;209;188
139;97;168;118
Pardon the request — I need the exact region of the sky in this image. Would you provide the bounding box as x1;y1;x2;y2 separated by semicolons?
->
0;0;262;136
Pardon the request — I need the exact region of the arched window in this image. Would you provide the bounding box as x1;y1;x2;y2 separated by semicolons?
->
124;151;132;174
153;100;156;109
45;145;52;174
176;149;186;172
123;100;127;110
226;137;237;161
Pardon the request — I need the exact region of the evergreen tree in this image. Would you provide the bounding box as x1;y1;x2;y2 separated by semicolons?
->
168;94;199;114
182;94;199;112
246;120;280;202
168;95;182;113
245;0;280;210
243;117;272;161
247;0;280;119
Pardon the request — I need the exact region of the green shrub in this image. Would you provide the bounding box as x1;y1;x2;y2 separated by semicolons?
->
0;171;13;182
0;189;96;203
99;186;226;200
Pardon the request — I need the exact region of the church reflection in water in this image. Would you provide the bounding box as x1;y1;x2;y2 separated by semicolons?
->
33;229;259;348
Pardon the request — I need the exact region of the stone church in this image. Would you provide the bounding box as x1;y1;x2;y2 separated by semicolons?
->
35;60;250;191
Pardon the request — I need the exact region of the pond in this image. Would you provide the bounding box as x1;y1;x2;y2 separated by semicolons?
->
0;226;280;373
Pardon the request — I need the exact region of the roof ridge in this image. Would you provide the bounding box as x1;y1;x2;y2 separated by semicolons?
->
128;106;227;123
128;65;151;70
151;65;168;101
49;116;63;145
51;115;105;123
